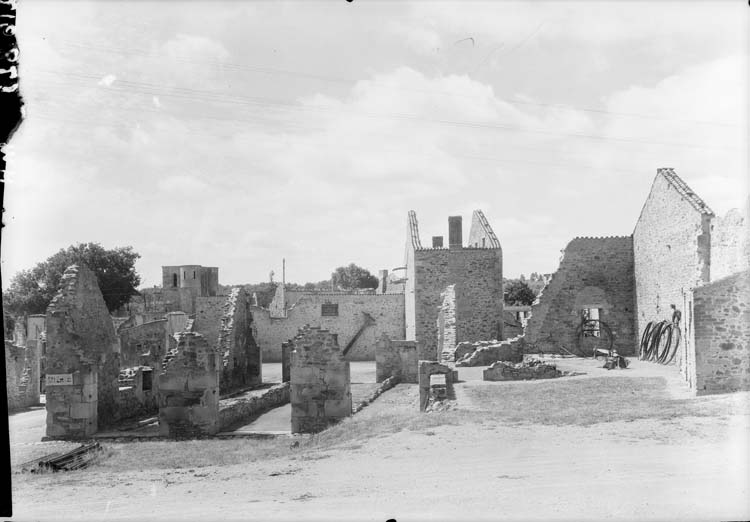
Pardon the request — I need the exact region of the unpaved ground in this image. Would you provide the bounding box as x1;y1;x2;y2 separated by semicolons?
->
9;358;750;521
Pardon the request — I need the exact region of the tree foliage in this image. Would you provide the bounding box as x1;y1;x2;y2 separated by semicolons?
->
331;263;379;290
3;243;141;315
504;279;537;306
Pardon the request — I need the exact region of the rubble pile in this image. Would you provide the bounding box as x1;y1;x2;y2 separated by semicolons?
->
483;359;562;381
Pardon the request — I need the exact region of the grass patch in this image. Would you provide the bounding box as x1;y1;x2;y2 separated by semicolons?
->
465;376;715;426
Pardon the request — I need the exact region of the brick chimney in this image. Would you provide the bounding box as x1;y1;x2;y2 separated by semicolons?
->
432;236;444;248
448;216;462;249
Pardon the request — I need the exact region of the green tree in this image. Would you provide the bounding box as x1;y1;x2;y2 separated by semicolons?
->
504;279;537;306
331;263;379;290
3;243;141;315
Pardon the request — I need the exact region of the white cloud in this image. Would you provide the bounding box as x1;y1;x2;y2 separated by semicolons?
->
97;74;116;87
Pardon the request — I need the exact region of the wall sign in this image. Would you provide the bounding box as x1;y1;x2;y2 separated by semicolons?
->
46;374;74;386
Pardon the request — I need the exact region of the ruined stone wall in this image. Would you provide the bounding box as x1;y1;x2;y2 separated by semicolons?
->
217;288;262;393
412;247;503;360
711;208;749;281
119;319;168;369
690;271;750;395
375;336;419;383
45;265;120;437
251;293;404;362
633;169;713;373
523;237;636;355
437;284;456;361
290;326;352;433
5;341;39;411
158;332;220;437
193;296;228;347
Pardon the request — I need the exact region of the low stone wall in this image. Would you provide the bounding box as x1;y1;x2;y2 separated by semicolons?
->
218;383;290;431
455;339;524;367
483;361;562;381
352;376;399;413
375;335;418;383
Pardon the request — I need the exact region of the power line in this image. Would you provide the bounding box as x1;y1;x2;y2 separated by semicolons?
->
27;69;740;152
52;38;740;128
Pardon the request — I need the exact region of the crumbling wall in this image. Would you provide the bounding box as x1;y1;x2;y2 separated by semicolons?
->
5;341;39;411
193;296;227;345
520;236;636;355
633;168;713;372
375;335;418;383
711;208;750;281
251;293;404;362
45;265;120;437
158;331;220;437
437;284;457;362
290;326;352;433
119;319;167;368
217;287;262;393
690;271;750;395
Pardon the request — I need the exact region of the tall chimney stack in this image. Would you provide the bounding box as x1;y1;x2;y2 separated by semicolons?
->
448;216;462;249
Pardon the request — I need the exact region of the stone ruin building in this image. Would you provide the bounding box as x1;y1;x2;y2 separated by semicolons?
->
404;211;504;362
455;168;748;396
6;168;747;437
34;263;263;439
289;325;352;433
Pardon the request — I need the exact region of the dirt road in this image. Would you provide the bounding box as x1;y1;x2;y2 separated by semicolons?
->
9;359;750;521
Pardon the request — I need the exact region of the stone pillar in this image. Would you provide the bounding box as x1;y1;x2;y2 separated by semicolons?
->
158;332;220;437
432;236;444;248
448;216;462;249
290;326;352;433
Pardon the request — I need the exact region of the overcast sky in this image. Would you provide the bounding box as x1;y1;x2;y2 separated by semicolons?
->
3;1;748;288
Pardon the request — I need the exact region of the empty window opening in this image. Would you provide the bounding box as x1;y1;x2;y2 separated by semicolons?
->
172;273;178;287
141;369;153;391
193;271;196;279
321;303;339;317
581;308;601;337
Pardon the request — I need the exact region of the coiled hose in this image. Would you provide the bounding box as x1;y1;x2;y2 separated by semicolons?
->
639;320;680;364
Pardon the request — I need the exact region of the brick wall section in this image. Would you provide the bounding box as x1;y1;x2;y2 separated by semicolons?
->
158;331;220;437
633;169;713;374
711;208;750;281
290;326;352;433
217;288;262;393
521;237;636;355
119;319;168;369
690;271;750;395
45;265;120;437
375;335;419;383
251;293;404;362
